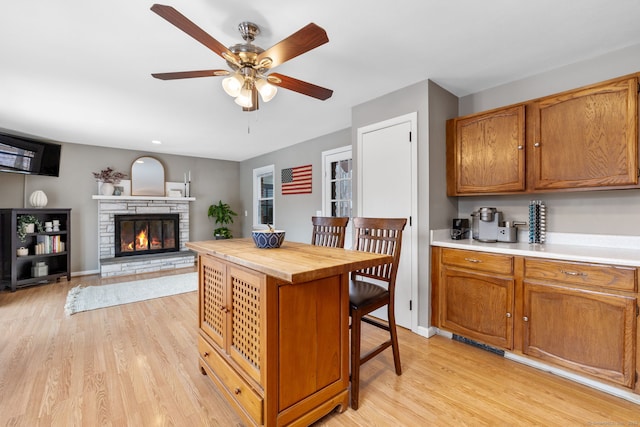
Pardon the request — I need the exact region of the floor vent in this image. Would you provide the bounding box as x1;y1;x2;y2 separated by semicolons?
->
452;334;505;357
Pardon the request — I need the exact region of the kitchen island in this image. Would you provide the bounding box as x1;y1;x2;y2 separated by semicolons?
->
185;238;393;426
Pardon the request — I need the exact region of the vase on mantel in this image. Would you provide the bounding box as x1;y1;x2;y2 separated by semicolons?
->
100;182;115;196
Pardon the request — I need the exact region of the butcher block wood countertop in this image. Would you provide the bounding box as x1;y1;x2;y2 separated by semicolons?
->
186;238;393;283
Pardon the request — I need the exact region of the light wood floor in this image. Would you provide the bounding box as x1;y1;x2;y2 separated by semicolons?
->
1;270;639;426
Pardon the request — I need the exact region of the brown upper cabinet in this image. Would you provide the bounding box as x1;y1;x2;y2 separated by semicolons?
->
447;74;639;196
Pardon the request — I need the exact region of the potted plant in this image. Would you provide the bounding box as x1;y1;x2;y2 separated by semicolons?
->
92;167;128;196
17;214;43;243
207;200;238;239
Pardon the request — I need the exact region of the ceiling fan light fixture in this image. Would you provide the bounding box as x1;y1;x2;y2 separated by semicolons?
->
222;73;244;97
235;85;254;108
255;78;277;102
150;6;332;112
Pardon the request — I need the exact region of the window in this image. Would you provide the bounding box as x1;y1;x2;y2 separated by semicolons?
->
322;146;353;247
253;165;274;227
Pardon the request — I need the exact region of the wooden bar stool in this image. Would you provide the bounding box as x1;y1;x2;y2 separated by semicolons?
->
310;216;349;248
349;217;407;409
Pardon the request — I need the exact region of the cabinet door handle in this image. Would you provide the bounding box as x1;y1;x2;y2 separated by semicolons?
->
506;312;512;318
203;352;209;358
534;142;540;147
220;305;230;313
523;316;529;322
560;269;587;277
464;258;482;263
234;388;241;395
517;145;523;150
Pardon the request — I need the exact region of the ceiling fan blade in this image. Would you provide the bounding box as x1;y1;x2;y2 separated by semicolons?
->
257;23;328;69
150;4;239;64
267;73;333;100
152;70;230;80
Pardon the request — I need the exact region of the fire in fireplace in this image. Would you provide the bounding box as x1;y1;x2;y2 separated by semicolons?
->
114;214;180;257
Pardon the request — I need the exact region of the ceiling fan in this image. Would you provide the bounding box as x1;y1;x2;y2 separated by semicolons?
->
150;4;333;112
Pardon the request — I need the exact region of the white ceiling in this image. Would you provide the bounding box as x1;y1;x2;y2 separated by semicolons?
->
2;0;640;161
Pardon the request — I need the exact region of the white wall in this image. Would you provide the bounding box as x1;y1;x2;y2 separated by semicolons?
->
455;44;640;236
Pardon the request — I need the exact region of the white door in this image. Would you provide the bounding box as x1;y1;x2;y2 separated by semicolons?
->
357;113;417;330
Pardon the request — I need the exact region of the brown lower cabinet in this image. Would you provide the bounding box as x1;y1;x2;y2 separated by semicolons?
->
432;247;639;392
439;249;515;349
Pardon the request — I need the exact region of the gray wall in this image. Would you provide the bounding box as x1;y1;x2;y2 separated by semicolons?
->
351;80;458;330
239;80;458;331
0;141;240;274
456;43;640;235
239;128;351;243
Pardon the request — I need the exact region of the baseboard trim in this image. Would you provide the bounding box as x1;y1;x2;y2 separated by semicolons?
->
434;329;640;405
415;325;437;338
504;352;640;405
71;269;100;277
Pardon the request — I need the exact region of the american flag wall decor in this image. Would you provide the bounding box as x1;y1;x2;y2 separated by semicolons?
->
281;164;312;195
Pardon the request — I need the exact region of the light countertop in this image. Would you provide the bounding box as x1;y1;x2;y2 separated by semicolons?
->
430;229;640;267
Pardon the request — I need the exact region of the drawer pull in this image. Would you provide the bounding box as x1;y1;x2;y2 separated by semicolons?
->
234;387;241;395
464;258;482;263
523;316;529;322
560;270;587;277
506;312;512;318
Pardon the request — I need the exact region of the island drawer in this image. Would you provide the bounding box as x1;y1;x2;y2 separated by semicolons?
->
198;336;263;424
441;248;514;275
524;258;637;292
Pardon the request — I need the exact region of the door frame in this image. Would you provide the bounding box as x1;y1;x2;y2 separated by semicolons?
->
356;112;418;332
321;145;353;248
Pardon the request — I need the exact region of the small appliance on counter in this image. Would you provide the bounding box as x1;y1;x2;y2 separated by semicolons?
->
497;220;527;243
471;207;503;242
471;207;527;243
450;218;470;240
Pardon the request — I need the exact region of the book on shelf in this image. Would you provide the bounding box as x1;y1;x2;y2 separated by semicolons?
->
35;235;64;254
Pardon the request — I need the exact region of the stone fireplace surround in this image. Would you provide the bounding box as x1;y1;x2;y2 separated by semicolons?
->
93;195;196;277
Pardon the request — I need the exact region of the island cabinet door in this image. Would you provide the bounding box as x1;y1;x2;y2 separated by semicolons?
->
523;281;637;388
199;255;266;386
227;264;266;385
199;254;228;350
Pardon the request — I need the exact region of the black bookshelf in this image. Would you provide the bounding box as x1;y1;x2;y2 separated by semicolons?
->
0;208;71;291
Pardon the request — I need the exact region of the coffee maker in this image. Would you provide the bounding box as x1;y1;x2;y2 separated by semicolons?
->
471;207;503;242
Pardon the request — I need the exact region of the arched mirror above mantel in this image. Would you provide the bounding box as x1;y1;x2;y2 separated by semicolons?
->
131;156;165;196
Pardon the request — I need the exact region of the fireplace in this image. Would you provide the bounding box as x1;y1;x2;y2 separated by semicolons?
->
114;214;180;257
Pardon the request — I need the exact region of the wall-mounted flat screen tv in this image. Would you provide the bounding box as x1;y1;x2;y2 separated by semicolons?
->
0;132;62;177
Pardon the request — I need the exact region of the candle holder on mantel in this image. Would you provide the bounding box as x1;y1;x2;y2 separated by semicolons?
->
184;171;192;197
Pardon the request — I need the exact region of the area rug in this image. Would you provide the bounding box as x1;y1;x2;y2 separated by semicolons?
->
64;272;197;315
